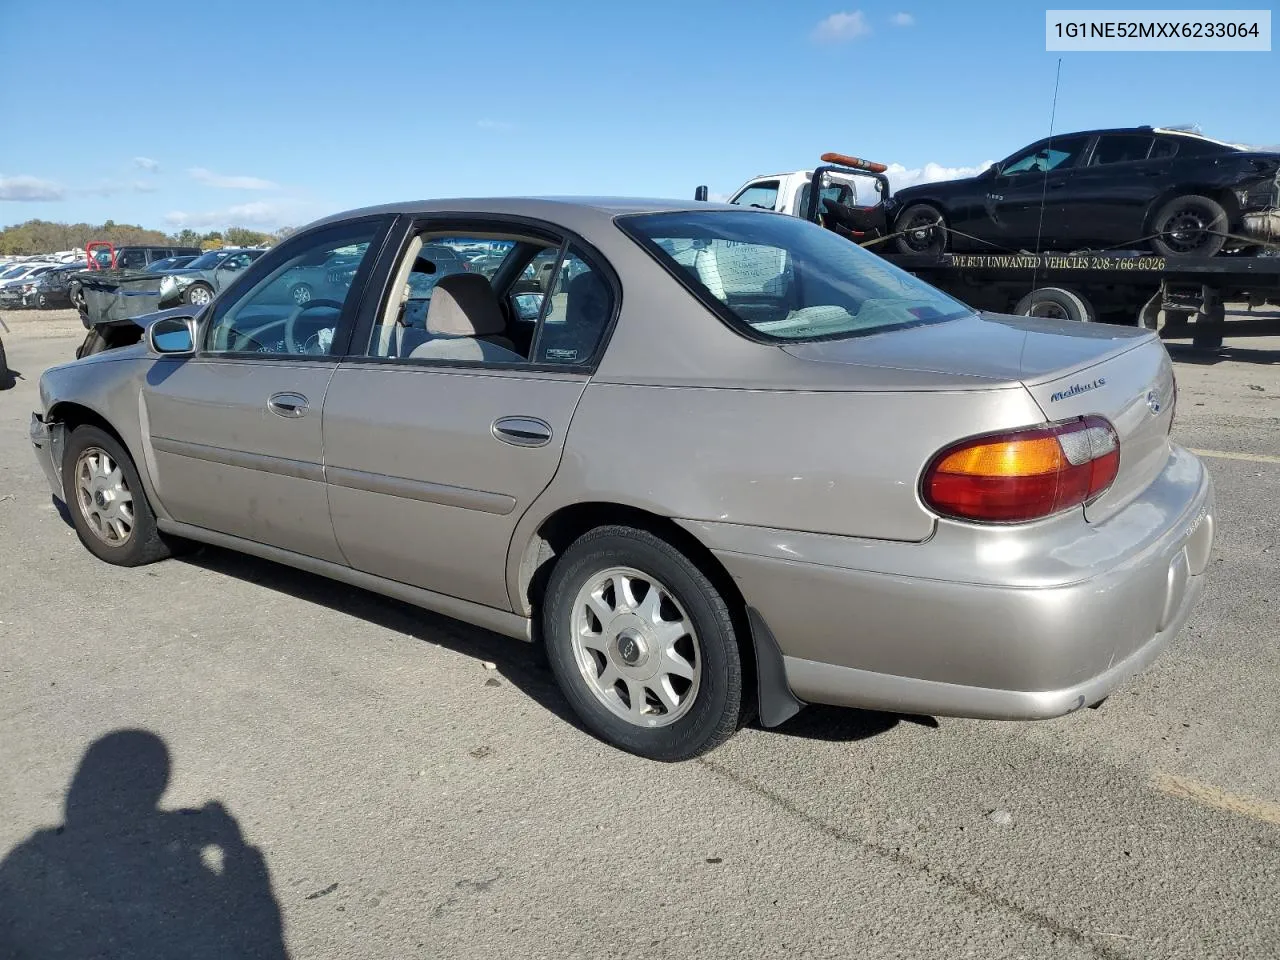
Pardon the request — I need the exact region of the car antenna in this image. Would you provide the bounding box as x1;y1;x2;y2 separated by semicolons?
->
1031;57;1063;293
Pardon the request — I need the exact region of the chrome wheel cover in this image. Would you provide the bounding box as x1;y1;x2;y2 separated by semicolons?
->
74;447;134;546
571;566;701;727
188;285;212;306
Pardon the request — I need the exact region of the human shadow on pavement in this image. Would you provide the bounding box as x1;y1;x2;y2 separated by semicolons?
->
0;729;288;960
178;545;581;730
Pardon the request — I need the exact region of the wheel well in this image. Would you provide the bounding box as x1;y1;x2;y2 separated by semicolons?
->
519;502;754;673
521;503;743;611
48;402;128;451
1144;187;1238;233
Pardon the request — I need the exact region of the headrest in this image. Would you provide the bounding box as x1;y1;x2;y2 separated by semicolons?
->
426;273;504;337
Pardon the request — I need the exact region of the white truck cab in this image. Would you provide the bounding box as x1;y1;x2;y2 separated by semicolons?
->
725;170;865;218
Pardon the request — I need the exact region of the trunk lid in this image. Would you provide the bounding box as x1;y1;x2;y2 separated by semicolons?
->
1021;334;1174;523
782;312;1174;522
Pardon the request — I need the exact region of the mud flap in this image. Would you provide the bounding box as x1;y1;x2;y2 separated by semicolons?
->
746;606;805;727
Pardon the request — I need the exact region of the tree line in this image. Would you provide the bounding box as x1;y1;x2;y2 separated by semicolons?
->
0;219;296;256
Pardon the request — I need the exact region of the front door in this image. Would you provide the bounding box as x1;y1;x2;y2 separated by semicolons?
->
142;217;391;561
322;227;617;611
985;135;1090;248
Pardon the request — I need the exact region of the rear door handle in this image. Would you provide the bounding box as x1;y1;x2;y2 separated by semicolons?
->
267;392;309;418
492;416;552;447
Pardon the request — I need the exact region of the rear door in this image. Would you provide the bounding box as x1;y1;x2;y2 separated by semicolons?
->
321;221;617;611
1065;133;1167;247
141;217;392;560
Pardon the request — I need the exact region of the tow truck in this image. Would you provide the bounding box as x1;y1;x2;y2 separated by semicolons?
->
703;153;1280;349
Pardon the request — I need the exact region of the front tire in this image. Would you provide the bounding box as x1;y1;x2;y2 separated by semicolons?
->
542;526;743;761
1150;194;1228;258
184;283;214;307
893;202;947;254
290;283;313;306
63;425;171;566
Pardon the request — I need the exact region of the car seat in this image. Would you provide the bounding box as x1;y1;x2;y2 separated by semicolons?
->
409;273;522;363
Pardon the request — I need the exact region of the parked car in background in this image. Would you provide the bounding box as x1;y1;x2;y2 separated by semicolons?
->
889;126;1280;257
157;248;266;306
0;264;57;307
31;197;1213;761
86;245;202;271
145;255;198;273
24;262;84;308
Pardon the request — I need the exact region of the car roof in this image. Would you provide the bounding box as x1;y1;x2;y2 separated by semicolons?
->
308;197;722;233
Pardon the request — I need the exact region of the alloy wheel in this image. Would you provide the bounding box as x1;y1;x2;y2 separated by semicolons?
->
74;446;135;545
570;566;701;727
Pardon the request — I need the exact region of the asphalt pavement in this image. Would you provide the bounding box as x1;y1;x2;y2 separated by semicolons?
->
1;309;1277;959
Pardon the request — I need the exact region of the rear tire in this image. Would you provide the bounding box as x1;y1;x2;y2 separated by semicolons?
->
62;425;171;567
1150;194;1228;258
0;336;12;390
893;203;947;254
542;525;743;761
1014;286;1094;323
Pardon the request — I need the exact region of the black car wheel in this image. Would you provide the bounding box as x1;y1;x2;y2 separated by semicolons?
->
893;203;947;254
1150;195;1228;258
36;293;49;309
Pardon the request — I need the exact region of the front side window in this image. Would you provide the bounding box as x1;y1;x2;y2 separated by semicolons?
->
1090;135;1154;166
729;181;780;211
1001;136;1089;175
203;222;381;357
620;210;970;342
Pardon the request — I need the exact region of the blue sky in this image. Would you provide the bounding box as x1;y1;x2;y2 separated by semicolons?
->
1;1;1275;232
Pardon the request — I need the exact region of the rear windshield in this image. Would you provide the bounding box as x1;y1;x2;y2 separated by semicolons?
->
619;210;971;342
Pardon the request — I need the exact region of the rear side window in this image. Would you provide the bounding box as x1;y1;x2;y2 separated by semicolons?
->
620;210;970;342
1150;137;1179;159
1090;135;1153;165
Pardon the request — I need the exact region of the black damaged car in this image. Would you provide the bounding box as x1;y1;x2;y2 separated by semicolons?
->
888;127;1280;258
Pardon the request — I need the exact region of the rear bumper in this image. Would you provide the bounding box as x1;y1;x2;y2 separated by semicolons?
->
690;445;1214;720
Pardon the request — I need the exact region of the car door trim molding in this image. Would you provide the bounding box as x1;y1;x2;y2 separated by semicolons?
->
325;465;516;515
150;436;325;482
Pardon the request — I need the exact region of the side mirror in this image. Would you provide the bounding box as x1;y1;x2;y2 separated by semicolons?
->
983;163;999;179
512;292;544;321
694;185;709;202
147;315;196;354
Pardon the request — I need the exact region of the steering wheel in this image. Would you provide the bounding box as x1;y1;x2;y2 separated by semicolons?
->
237;299;345;354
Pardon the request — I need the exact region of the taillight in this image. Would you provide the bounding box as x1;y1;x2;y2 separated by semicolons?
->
923;416;1120;523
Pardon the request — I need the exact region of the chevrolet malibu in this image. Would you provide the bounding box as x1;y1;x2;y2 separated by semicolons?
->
30;199;1215;760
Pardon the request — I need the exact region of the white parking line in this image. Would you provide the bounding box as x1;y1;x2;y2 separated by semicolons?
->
1187;448;1280;465
1153;772;1280;826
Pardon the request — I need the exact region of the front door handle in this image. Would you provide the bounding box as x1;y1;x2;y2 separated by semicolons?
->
267;392;309;418
492;416;552;447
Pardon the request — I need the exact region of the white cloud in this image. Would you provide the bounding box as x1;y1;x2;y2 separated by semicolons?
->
0;174;65;201
891;12;914;27
188;167;278;190
164;200;304;229
880;160;995;192
77;179;162;198
134;156;160;172
812;10;871;42
476;119;516;131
